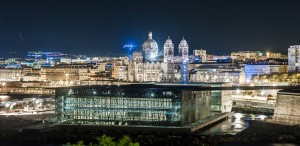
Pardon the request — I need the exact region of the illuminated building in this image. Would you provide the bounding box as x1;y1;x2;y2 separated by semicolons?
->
245;64;288;83
210;83;233;113
41;64;90;82
4;63;21;69
128;32;189;82
60;58;72;64
112;65;128;81
0;69;22;81
193;49;206;62
142;31;159;62
27;51;66;64
179;38;189;82
4;58;19;64
266;51;282;59
111;58;130;81
179;37;189;62
22;67;41;81
128;52;163;82
288;45;300;72
206;54;215;61
189;62;244;83
231;51;262;61
27;51;65;68
0;67;42;81
163;36;174;63
55;85;211;126
163;37;175;82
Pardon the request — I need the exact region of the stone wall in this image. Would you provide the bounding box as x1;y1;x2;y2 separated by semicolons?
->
272;92;300;124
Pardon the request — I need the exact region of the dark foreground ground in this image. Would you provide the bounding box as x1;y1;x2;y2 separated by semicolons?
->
0;115;300;146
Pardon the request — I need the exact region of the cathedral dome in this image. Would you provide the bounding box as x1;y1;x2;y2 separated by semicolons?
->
142;31;158;51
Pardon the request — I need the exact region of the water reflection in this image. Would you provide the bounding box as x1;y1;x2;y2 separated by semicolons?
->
219;143;299;146
199;113;271;135
0;95;55;114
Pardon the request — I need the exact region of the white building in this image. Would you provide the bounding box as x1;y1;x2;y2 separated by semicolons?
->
112;65;128;81
288;45;300;72
189;63;244;83
0;69;22;81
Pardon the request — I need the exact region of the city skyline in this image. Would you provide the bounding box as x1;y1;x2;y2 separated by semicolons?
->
1;0;300;57
1;1;300;145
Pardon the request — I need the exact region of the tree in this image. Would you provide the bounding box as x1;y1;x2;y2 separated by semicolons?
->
96;134;117;146
117;135;139;146
66;140;84;146
66;134;139;146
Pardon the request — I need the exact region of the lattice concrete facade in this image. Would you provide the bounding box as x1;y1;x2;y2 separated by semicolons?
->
55;85;212;127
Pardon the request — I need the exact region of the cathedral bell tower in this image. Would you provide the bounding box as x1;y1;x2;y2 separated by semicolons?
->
178;37;189;63
163;36;174;63
178;37;189;82
162;36;175;82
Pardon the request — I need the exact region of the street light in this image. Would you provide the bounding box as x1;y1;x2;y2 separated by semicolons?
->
236;88;241;94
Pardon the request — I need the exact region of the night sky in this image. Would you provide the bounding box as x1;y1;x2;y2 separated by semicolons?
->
1;0;300;58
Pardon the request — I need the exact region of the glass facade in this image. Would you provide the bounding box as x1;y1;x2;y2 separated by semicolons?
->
55;85;211;127
211;90;222;112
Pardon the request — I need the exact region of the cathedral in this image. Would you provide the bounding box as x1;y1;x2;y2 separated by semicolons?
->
128;31;189;82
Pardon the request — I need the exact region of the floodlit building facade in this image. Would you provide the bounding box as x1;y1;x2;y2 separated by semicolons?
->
288;45;300;72
189;63;244;84
244;64;288;83
231;51;261;61
112;65;128;81
41;64;90;82
193;49;206;62
55;85;212;126
266;52;282;59
0;69;22;81
128;32;189;82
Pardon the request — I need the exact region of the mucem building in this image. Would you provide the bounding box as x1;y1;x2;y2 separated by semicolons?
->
55;84;213;127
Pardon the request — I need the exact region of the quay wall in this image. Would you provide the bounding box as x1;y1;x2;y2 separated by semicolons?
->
272;91;300;124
